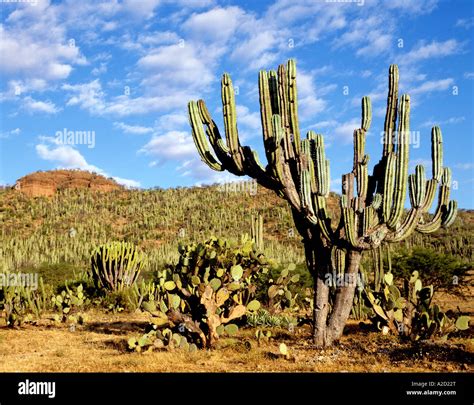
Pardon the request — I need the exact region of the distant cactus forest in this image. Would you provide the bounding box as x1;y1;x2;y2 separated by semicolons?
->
0;61;472;372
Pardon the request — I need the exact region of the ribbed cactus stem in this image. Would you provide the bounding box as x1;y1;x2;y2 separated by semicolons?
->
331;247;346;276
222;74;244;172
382;153;396;221
361;96;372;132
409;165;426;208
388;94;410;228
287;60;301;155
442;200;458;227
431;126;443;181
188;101;223;171
383;65;399;156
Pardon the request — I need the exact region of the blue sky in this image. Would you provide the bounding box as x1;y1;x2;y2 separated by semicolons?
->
1;0;473;208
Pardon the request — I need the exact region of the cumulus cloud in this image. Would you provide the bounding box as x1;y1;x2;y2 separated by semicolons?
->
402;40;463;65
183;6;245;42
22;96;60;114
35;137;140;187
139;131;197;165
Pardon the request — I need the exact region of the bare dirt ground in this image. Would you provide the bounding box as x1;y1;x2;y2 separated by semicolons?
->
0;308;472;373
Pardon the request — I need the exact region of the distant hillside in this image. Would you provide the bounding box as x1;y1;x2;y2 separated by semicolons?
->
13;170;123;197
0;171;472;279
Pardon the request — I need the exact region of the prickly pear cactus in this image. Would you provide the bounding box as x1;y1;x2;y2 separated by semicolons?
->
365;270;470;340
147;236;267;348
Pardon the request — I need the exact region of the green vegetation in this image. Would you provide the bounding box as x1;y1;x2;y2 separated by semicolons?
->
391;247;469;291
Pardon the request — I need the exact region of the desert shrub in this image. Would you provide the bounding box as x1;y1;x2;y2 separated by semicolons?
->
391;247;469;291
18;262;84;289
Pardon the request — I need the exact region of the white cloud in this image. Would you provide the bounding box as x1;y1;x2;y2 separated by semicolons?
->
35;138;140;188
139;131;197;164
62;80;106;114
22;96;60;114
231;31;279;70
420;116;465;128
155;113;189;131
236;105;261;131
138;43;215;92
330;119;360;144
0;128;21;139
455;18;474;29
384;0;438;14
402;40;463;65
0;8;87;88
113;122;154;135
356;34;392;57
183;7;245;42
297;70;328;121
91;63;107;76
408;78;454;95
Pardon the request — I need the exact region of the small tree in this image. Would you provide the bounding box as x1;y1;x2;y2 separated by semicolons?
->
188;60;457;347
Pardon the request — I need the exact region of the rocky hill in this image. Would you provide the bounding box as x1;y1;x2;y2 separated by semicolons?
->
13;170;123;197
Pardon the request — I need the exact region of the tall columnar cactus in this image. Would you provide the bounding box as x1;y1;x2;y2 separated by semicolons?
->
188;60;457;347
251;213;264;250
90;242;146;292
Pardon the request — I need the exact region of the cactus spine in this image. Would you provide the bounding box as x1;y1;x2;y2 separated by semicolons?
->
188;60;457;347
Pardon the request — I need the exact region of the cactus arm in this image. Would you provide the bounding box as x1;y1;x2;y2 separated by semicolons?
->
197;100;242;175
441;200;457;227
259;70;278;165
431;126;443;181
287;60;301;156
299;139;319;224
277;64;294;160
222;74;245;172
416;168;452;234
382;65;399;157
388;94;410;228
386;208;420;242
188;101;224;171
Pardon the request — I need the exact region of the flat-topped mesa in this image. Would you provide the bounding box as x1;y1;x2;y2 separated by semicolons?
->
188;60;457;347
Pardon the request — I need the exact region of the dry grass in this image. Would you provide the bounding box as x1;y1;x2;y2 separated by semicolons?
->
0;310;472;373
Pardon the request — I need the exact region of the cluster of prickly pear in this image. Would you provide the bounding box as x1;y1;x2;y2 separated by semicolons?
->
267;263;301;312
128;327;198;353
365;270;470;340
0;274;48;327
90;241;146;292
144;236;266;348
52;283;88;323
